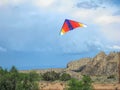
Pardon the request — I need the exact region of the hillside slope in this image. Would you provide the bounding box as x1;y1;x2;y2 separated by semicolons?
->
67;51;120;76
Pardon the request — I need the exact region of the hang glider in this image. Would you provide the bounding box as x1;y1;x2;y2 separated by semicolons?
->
60;19;87;35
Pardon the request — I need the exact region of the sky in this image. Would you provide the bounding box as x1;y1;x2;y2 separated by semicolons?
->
0;0;120;70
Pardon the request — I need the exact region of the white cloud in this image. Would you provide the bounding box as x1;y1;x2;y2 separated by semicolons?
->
89;7;120;42
71;6;120;42
95;15;120;25
0;0;25;7
33;0;75;13
0;46;7;52
34;0;55;8
99;25;120;42
112;45;120;50
108;45;120;50
0;0;8;6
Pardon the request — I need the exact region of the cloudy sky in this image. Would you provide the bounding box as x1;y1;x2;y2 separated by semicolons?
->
0;0;120;70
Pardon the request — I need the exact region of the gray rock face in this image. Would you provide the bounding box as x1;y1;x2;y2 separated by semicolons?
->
68;51;120;76
66;58;91;71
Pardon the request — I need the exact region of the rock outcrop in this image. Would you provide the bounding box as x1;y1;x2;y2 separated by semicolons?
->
67;51;120;76
66;58;91;71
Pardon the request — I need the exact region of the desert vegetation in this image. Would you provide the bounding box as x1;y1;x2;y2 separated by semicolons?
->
41;71;71;81
0;66;40;90
67;75;93;90
0;66;73;90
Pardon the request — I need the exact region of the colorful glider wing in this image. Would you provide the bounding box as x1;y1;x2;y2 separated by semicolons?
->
60;19;87;35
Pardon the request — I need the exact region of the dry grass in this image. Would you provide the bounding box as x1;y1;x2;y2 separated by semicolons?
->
39;81;66;90
93;84;120;90
39;82;120;90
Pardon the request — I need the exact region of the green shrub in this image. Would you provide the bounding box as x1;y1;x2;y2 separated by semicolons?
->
60;73;71;81
67;78;82;90
81;75;93;90
107;75;115;79
0;66;39;90
42;71;60;81
67;75;93;90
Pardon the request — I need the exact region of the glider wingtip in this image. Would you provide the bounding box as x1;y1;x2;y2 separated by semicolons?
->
83;24;87;27
60;32;64;35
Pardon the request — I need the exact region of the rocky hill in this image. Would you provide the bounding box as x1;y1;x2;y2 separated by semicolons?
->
67;51;120;76
66;51;120;83
66;58;91;71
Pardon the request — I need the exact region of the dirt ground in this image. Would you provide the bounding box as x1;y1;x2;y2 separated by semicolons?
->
39;81;66;90
93;84;120;90
39;82;120;90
